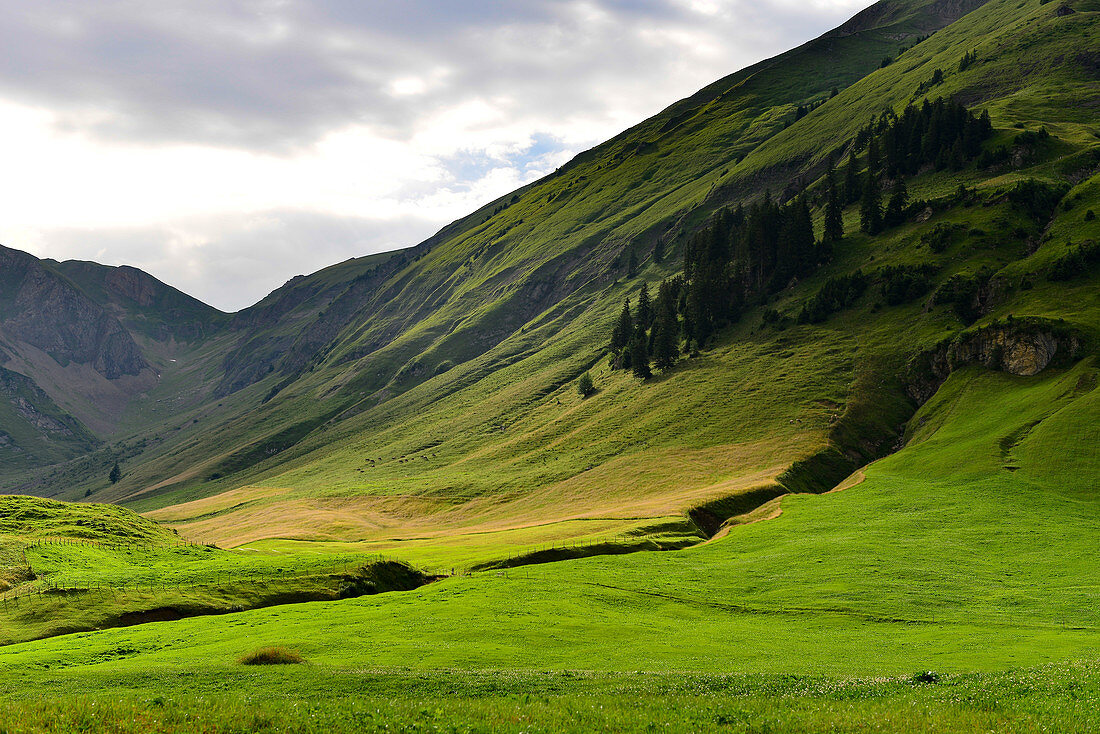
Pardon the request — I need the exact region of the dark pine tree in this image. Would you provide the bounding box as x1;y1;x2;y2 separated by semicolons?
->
773;197;815;288
109;462;121;484
653;237;665;264
637;283;653;330
630;332;652;380
610;300;633;355
883;178;909;228
844;151;861;205
867;133;881;175
860;169;883;235
651;307;679;372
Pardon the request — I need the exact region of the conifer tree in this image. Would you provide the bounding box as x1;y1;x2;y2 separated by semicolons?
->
884;178;909;228
844;151;861;205
109;462;121;484
790;197;815;268
860;169;883;235
637;283;653;330
651;301;679;372
626;249;638;277
653;237;665;264
630;333;651;380
610;300;632;354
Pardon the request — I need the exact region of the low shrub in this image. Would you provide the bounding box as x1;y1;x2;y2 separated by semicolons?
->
1047;241;1100;281
878;264;938;306
797;271;867;324
238;646;305;666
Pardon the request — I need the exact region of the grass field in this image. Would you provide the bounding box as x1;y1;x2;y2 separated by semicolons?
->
0;359;1097;731
2;664;1100;732
0;1;1098;731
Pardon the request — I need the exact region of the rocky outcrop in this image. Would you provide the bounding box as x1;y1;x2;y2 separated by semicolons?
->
104;266;159;307
0;246;148;379
52;259;226;343
906;318;1083;404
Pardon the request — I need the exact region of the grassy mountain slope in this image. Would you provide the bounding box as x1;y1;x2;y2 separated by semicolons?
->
98;0;1098;572
63;0;996;510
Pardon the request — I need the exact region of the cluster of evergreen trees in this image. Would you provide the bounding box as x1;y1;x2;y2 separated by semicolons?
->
610;280;681;379
680;196;824;345
847;98;992;183
841;97;993;235
609;194;823;375
606;97;996;377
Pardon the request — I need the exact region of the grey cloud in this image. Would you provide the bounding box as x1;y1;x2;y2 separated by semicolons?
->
11;1;871;311
0;1;867;151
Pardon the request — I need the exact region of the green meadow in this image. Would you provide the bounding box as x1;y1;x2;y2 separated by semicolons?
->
0;0;1098;731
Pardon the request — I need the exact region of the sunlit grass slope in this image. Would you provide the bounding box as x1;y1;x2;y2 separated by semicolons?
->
65;0;1001;509
0;495;425;645
0;358;1097;703
85;0;1095;569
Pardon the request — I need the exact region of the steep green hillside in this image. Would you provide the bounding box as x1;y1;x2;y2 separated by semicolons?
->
28;0;976;501
77;0;1094;571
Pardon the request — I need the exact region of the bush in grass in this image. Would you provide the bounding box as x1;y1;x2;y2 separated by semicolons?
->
238;646;305;665
797;271;868;324
577;372;595;398
878;264;937;306
1048;241;1100;281
1008;178;1070;224
932;271;989;325
921;223;961;254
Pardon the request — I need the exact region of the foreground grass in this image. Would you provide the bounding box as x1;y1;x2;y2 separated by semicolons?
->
3;663;1099;732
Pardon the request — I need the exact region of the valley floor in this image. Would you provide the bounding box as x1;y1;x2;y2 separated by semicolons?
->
1;363;1098;731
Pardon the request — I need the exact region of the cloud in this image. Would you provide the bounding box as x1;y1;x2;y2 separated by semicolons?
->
0;0;873;310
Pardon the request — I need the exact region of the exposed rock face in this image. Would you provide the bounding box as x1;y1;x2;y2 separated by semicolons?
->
0;246;147;379
51;259;225;343
104;266;158;307
0;365;93;456
953;329;1070;376
907;319;1082;404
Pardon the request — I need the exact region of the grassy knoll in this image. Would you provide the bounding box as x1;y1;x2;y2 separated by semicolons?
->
0;495;428;645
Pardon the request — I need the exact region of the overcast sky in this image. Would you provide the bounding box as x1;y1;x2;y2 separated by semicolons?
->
1;0;872;311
